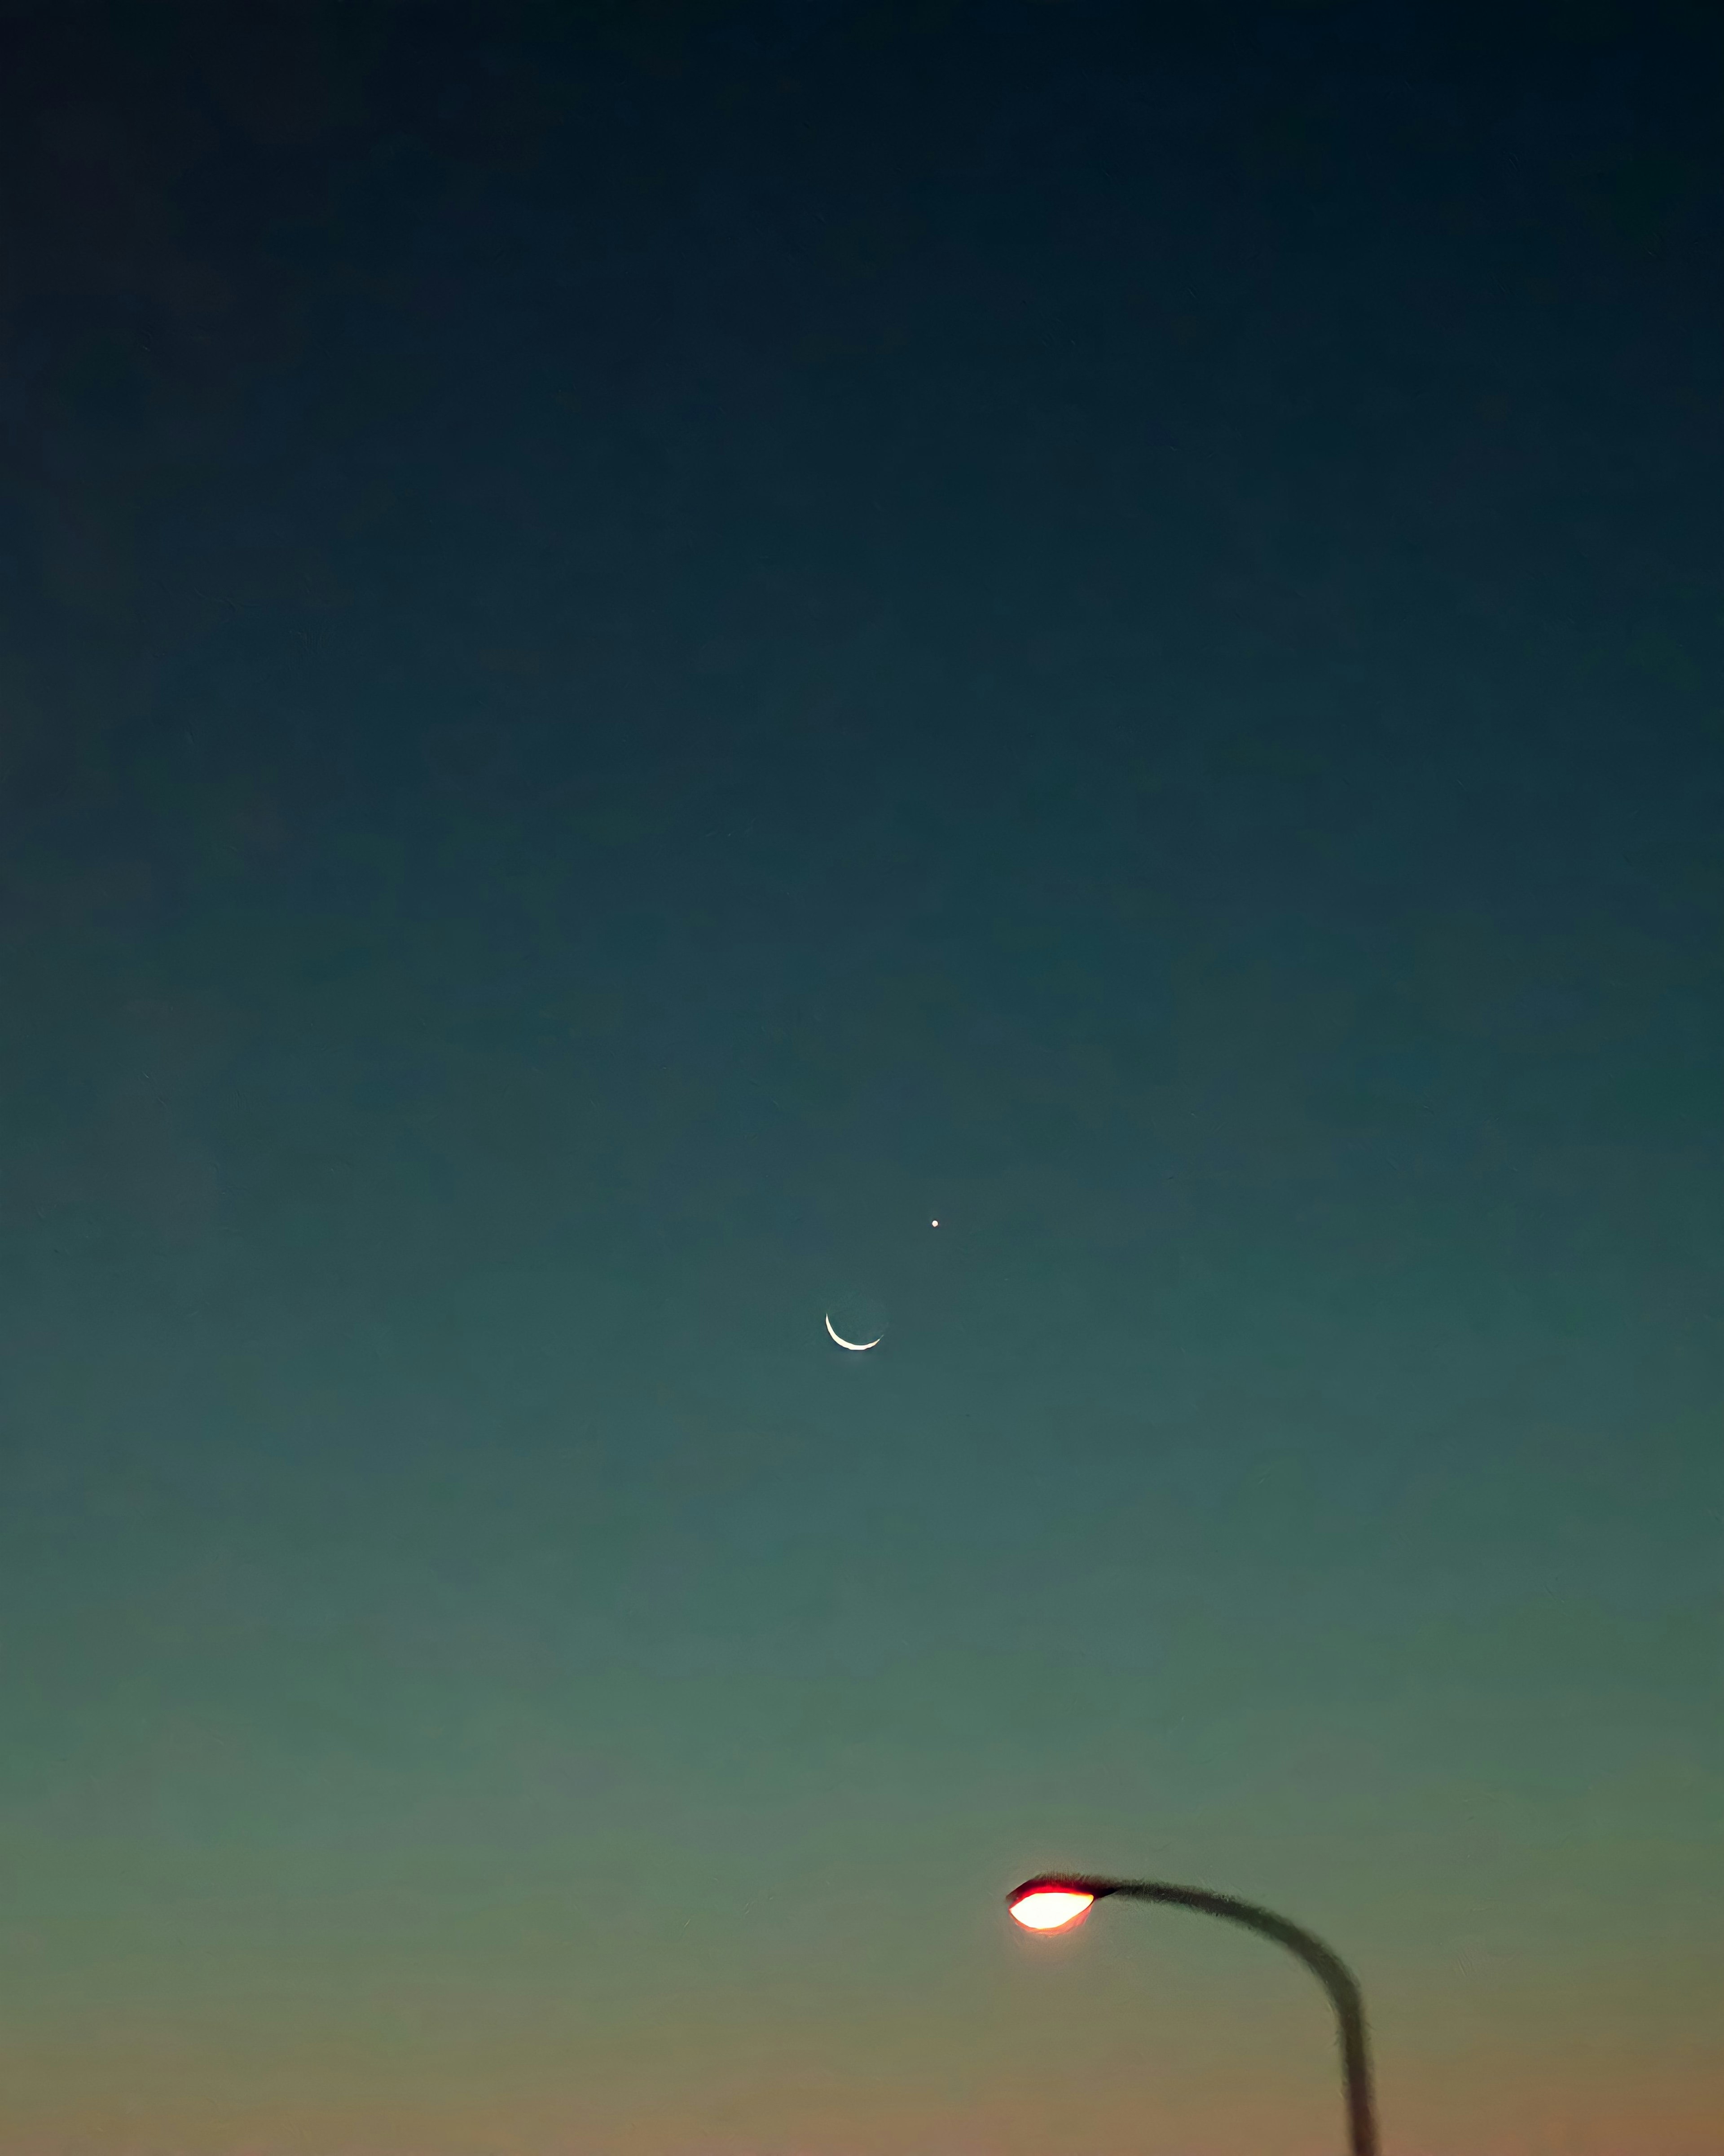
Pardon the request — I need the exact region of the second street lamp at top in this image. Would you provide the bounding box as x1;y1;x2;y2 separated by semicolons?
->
1006;1873;1379;2156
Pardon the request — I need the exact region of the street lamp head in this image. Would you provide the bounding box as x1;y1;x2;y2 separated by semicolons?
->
1007;1877;1103;1931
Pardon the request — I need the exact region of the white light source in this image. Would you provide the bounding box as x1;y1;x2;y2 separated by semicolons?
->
1008;1889;1095;1931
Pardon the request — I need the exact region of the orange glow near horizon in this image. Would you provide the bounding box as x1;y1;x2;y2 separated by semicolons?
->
1008;1889;1095;1931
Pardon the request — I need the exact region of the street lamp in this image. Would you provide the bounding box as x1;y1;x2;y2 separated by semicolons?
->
1006;1873;1379;2156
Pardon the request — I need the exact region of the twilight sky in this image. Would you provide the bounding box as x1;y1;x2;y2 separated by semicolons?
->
0;4;1719;2153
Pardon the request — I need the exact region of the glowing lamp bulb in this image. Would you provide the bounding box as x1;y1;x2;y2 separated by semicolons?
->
1009;1889;1095;1931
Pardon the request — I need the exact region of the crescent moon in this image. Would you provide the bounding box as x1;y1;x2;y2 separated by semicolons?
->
825;1314;881;1351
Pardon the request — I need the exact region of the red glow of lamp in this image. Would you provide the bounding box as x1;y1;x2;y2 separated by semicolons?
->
1007;1885;1096;1931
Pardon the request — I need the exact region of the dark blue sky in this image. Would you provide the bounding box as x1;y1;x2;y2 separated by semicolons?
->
0;5;1719;2152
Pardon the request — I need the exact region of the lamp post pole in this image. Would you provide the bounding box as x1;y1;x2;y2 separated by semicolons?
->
1006;1874;1379;2156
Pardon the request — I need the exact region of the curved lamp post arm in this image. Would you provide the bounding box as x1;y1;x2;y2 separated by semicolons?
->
1009;1874;1379;2156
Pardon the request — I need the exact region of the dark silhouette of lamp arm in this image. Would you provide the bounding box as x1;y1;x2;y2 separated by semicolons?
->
1007;1874;1379;2156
